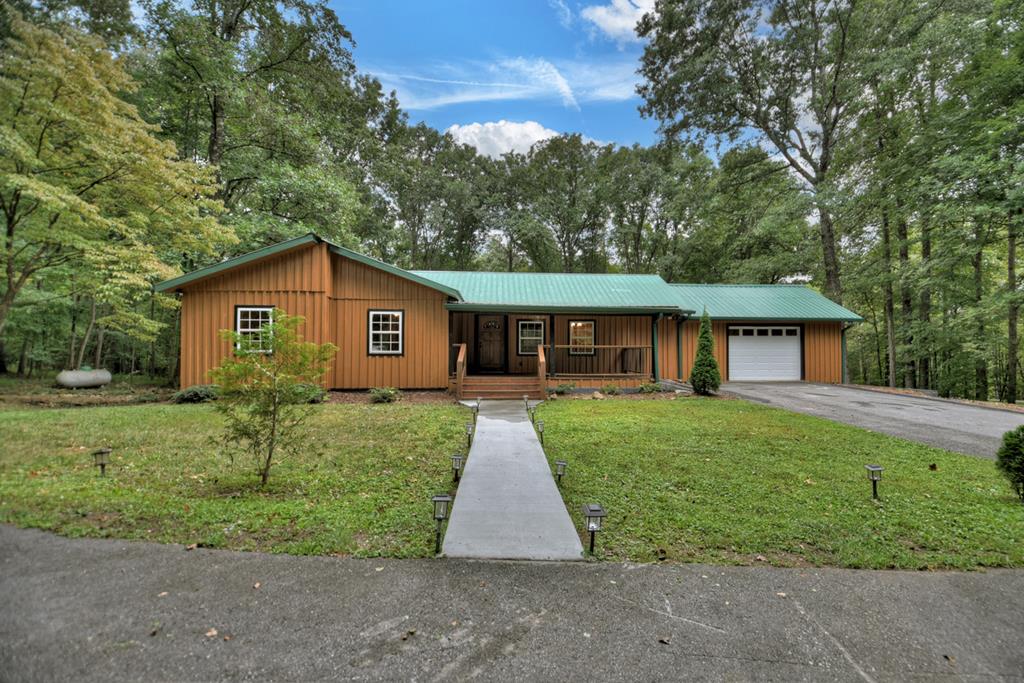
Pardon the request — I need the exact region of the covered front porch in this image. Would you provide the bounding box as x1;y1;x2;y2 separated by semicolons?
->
448;310;673;398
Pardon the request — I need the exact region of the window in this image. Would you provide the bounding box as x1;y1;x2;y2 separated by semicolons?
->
771;329;784;336
235;307;274;353
517;320;545;355
568;320;595;355
728;328;740;336
756;329;770;336
785;329;799;336
369;310;403;355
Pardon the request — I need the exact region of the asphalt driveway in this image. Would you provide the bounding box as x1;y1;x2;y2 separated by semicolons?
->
2;526;1023;681
724;382;1024;458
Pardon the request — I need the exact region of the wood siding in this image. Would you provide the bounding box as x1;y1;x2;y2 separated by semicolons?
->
178;243;331;388
671;320;843;383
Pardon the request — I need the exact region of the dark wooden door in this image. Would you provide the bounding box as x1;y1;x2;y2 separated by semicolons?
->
477;315;505;371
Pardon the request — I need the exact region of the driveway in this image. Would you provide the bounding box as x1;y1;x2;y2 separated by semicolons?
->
2;526;1023;681
724;382;1024;458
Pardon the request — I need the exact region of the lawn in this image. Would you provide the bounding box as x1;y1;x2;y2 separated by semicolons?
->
539;398;1024;570
0;402;467;557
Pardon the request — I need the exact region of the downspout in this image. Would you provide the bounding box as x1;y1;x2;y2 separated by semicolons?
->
841;323;854;385
651;314;662;382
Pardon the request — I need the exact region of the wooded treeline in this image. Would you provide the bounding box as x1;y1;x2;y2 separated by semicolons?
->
1;0;1021;403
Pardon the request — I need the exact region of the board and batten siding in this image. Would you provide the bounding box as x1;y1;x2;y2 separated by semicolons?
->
328;254;448;389
671;320;843;384
177;243;332;389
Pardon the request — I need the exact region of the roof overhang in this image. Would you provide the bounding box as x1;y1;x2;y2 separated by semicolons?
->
445;303;695;316
706;315;865;323
326;245;462;300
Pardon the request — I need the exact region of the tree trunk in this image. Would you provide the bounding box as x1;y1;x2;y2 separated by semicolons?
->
973;221;988;400
93;327;106;369
817;203;843;303
918;220;932;389
0;338;7;375
75;299;97;370
17;338;28;377
1008;213;1019;404
896;217;915;388
67;294;79;369
881;211;897;387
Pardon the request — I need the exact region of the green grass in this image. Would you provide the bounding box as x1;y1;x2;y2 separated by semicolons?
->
0;402;467;557
539;398;1024;569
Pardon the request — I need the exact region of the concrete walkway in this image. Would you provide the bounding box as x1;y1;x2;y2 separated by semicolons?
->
443;400;583;560
3;527;1024;681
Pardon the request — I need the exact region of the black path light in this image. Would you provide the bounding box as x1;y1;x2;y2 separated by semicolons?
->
523;394;530;410
554;460;567;485
582;503;607;554
92;448;111;477
432;493;453;554
528;405;537;423
465;422;474;449
451;453;464;483
865;464;884;500
536;420;544;445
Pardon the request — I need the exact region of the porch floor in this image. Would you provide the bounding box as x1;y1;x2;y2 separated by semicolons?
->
442;400;583;561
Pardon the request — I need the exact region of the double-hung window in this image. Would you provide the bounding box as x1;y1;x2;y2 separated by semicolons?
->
369;310;403;355
236;306;274;353
568;320;596;355
517;320;545;355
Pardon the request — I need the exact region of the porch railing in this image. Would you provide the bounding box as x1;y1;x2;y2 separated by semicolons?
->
454;343;467;399
537;344;547;396
543;344;652;378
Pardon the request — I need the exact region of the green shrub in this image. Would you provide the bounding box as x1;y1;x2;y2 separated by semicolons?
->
690;310;721;395
296;383;327;404
996;425;1024;502
638;382;661;394
601;383;620;395
369;386;402;403
171;384;219;403
554;382;576;395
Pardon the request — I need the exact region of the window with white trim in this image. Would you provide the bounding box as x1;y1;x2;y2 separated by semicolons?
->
517;320;545;355
568;320;595;355
369;310;403;355
236;307;274;353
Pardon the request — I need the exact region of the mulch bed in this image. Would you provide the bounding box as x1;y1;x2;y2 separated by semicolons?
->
326;390;458;405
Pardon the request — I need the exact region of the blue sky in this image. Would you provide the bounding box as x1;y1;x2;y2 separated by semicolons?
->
328;0;659;156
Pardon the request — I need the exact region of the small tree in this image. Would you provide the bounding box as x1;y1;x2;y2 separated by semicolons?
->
689;310;721;395
996;425;1024;503
209;310;336;486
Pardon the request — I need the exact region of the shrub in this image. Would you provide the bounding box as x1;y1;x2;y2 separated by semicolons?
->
638;382;661;394
209;310;336;486
690;310;721;395
996;425;1024;502
296;383;327;404
369;386;402;403
601;383;620;396
554;382;576;395
171;384;219;403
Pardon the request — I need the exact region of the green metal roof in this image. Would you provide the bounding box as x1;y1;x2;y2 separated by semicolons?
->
670;284;863;322
409;271;692;314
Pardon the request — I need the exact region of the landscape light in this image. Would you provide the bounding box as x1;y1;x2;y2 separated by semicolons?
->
451;453;464;482
465;422;474;449
536;420;544;445
523;394;529;410
92;448;111;477
475;397;482;420
554;460;567;485
582;503;607;554
528;405;537;423
431;493;453;554
865;464;883;500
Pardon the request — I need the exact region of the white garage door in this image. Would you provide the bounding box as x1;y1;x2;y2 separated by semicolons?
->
727;326;802;381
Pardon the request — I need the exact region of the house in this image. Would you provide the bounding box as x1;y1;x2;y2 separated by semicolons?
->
154;234;862;398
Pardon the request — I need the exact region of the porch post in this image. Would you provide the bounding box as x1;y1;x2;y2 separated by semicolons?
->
651;315;661;382
548;313;555;376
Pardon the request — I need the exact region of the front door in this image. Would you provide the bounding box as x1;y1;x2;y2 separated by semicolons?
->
477;315;505;371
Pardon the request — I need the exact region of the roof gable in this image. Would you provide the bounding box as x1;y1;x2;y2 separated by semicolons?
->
671;284;863;322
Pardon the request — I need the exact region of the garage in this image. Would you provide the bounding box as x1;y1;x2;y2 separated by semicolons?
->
727;326;802;381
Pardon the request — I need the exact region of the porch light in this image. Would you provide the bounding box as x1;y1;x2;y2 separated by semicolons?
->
865;464;883;500
451;453;464;482
431;493;453;554
582;503;607;554
92;448;111;477
536;420;544;445
465;422;474;449
554;460;567;485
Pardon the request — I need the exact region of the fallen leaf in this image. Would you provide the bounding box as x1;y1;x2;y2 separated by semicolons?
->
943;654;956;664
223;635;233;641
185;543;198;551
755;555;767;562
149;623;161;637
401;629;416;641
158;591;168;597
205;628;218;637
375;567;384;572
253;582;261;590
658;637;671;645
776;592;787;598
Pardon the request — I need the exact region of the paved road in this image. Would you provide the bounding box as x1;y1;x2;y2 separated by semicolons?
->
3;526;1023;681
444;400;582;561
724;382;1024;458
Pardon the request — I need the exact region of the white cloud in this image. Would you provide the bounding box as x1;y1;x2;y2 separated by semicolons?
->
580;0;655;43
549;0;573;28
447;120;559;158
369;55;638;112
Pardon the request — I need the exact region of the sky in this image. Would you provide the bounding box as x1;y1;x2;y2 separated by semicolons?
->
328;0;659;157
